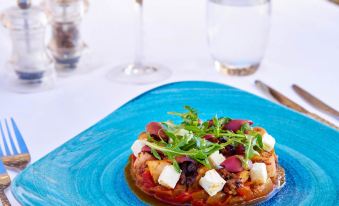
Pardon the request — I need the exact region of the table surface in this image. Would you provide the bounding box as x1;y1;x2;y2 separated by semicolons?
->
0;0;338;205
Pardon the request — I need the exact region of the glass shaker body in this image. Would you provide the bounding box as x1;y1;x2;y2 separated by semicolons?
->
45;0;87;73
1;6;55;92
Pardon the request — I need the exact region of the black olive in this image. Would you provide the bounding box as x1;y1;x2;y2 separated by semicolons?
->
179;161;198;186
221;145;236;157
219;137;228;143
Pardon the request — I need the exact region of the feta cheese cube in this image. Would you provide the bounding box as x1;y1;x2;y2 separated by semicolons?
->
176;128;190;136
262;133;276;152
199;169;226;196
175;129;194;140
208;151;226;168
250;163;268;184
158;165;181;189
131;140;145;157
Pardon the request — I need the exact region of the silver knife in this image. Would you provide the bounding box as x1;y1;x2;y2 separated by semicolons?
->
255;80;339;130
330;0;339;6
292;84;339;120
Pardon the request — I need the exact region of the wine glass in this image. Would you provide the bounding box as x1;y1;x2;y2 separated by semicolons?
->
108;0;171;85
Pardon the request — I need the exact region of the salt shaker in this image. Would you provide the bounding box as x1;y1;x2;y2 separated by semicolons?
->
44;0;88;74
1;0;55;92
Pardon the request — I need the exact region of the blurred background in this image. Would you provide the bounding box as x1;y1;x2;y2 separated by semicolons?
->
0;0;338;204
0;0;338;166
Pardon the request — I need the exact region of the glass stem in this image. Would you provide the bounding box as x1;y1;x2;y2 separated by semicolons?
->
134;0;144;66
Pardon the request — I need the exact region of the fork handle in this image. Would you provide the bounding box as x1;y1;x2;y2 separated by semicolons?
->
0;189;10;206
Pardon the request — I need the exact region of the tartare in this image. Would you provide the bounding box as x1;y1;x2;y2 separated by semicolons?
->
128;106;285;205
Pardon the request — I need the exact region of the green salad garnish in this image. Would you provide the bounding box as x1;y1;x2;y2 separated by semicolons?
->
144;106;264;172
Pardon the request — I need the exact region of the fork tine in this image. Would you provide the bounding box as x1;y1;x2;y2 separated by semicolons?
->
0;159;6;174
0;123;4;157
5;119;18;155
11;118;29;154
0;121;11;156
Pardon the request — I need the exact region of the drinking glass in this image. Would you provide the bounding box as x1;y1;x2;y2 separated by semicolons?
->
207;0;271;76
108;0;171;85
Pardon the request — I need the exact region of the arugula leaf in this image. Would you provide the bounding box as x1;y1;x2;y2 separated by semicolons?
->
244;134;261;161
213;115;220;137
168;106;200;126
151;148;162;160
163;151;181;172
240;122;252;133
195;158;212;169
244;135;254;160
183;125;203;134
172;160;180;172
144;106;265;171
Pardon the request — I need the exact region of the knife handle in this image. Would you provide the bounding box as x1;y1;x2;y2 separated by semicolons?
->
305;111;339;130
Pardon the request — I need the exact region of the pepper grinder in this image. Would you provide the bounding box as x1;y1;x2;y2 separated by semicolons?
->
44;0;88;75
1;0;55;92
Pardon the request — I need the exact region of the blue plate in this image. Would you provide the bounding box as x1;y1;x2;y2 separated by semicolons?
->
12;81;339;206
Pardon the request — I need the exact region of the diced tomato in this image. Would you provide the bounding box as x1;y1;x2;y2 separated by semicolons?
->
142;171;156;188
191;190;208;201
192;199;205;206
206;192;226;205
154;189;173;201
236;186;253;200
172;185;187;196
174;192;192;203
131;155;136;162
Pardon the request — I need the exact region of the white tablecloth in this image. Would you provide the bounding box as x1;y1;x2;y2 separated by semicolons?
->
0;0;338;205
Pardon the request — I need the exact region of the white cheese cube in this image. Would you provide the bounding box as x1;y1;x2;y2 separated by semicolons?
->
175;129;194;140
158;165;181;189
262;133;276;152
208;151;226;168
250;163;268;184
199;169;226;196
176;128;189;136
131;140;145;157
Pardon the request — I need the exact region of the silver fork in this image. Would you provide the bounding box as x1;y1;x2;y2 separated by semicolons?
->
0;154;11;206
0;118;30;170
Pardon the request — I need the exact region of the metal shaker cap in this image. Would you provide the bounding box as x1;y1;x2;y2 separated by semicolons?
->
44;0;86;22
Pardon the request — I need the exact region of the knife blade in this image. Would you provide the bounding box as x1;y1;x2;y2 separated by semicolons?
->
292;84;339;120
330;0;339;5
255;80;339;130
